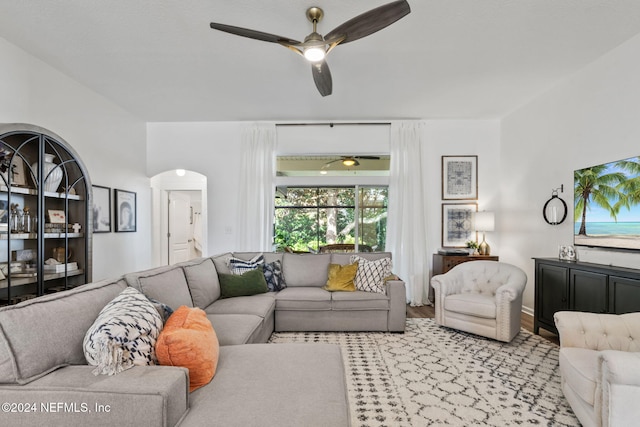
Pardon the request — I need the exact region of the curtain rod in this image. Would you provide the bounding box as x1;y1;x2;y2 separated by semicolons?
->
276;122;391;127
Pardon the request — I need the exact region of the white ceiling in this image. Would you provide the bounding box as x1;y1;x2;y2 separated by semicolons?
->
1;0;640;122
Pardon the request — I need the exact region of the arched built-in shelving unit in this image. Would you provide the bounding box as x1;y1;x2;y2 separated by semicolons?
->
0;123;92;306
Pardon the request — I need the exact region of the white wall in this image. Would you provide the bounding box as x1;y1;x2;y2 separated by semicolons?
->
422;120;502;260
147;120;502;286
147;122;243;254
0;37;151;280
501;33;640;313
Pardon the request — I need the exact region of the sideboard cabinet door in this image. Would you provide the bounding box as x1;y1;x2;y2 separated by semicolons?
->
535;262;568;334
609;276;640;314
570;270;608;313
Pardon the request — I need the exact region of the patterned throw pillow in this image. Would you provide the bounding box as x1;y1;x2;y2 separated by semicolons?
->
83;287;163;376
147;296;174;323
350;255;393;294
227;254;264;275
263;260;286;292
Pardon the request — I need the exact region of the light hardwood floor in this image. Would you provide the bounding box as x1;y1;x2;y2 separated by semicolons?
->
406;304;560;345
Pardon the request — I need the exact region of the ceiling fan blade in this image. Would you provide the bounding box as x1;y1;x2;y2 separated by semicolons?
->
324;0;411;45
210;22;301;45
311;60;332;97
354;156;381;160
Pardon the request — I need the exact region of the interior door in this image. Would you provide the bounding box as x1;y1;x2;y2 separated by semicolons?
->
168;191;191;265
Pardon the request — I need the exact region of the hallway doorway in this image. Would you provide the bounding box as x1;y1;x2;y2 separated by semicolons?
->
150;170;208;266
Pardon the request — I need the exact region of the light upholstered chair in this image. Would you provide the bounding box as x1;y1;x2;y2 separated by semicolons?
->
430;261;526;342
554;311;640;427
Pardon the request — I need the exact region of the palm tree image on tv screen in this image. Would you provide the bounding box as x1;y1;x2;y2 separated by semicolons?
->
574;155;640;251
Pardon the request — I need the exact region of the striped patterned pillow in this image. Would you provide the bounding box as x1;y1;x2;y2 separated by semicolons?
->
227;254;264;275
83;287;163;376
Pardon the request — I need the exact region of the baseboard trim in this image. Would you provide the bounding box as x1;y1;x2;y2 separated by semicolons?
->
521;305;534;317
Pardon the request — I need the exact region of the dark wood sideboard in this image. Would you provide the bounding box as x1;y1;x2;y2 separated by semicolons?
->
432;254;499;275
534;258;640;335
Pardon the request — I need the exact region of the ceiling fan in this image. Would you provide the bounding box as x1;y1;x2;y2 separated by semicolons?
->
209;1;411;96
324;156;381;167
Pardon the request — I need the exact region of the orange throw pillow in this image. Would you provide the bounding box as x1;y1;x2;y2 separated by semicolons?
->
155;306;219;392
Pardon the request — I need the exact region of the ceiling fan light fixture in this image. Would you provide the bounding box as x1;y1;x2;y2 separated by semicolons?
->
342;158;357;167
303;46;326;62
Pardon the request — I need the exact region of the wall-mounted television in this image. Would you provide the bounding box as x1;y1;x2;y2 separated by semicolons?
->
574;155;640;251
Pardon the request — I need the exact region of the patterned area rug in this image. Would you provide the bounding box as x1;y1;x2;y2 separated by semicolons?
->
269;318;579;426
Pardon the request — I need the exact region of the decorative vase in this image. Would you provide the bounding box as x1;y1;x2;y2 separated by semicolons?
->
31;153;63;193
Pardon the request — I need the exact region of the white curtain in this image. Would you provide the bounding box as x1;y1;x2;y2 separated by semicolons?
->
386;121;430;306
236;123;276;251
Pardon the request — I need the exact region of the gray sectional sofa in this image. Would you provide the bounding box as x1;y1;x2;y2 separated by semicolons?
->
0;251;405;426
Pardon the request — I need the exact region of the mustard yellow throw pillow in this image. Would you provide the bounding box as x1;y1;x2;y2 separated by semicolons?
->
155;306;219;392
323;262;358;292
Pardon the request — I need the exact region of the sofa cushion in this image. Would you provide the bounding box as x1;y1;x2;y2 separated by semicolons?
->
444;293;496;319
211;252;233;274
350;255;392;294
206;314;263;346
559;347;599;406
331;252;393;265
125;266;193;309
282;253;331;287
205;293;276;318
156;306;219;392
8;365;189;427
84;287;164;376
323;262;358;292
0;278;127;384
181;258;220;308
331;290;390;310
276;287;332;310
182;344;349;427
218;267;268;299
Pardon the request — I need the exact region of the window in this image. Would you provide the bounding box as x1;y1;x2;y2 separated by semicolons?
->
274;186;388;252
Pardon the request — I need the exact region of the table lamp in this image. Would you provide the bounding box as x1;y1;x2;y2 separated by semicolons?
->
474;211;495;256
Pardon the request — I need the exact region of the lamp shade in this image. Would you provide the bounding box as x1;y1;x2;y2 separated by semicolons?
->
474;211;495;232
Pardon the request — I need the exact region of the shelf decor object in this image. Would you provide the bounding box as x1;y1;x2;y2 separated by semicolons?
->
0;123;92;306
31;153;64;193
474;211;495;256
442;155;478;200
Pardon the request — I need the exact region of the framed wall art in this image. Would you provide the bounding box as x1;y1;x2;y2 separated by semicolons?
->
442;155;478;200
114;189;136;232
442;203;477;247
92;185;111;233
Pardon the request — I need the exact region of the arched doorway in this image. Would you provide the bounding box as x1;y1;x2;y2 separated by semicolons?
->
150;170;208;266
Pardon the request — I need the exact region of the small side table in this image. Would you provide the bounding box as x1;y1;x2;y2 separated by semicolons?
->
432;254;500;276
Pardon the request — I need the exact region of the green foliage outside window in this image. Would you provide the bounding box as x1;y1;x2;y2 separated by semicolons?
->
274;187;387;252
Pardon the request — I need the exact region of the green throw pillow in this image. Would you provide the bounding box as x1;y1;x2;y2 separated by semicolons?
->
218;267;268;299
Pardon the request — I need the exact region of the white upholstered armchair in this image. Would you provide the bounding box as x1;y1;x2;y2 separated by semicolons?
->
430;261;527;342
554;311;640;427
